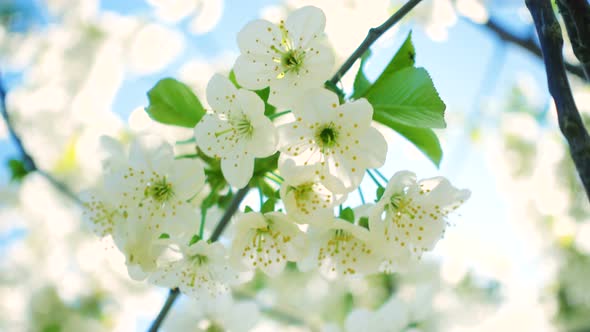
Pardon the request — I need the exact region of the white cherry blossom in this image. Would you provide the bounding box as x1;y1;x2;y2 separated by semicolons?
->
151;240;238;301
194;74;278;188
300;219;382;279
230;212;306;276
233;6;334;108
278;88;387;193
279;160;345;225
101;136;205;237
369;171;470;265
79;136;206;278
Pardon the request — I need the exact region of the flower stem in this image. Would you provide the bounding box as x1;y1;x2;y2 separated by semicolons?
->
366;169;384;187
270;171;284;182
176;137;196;145
373;169;389;183
358;187;366;205
268;110;292;120
198;210;206;238
328;0;424;85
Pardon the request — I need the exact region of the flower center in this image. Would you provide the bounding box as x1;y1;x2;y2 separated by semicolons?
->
390;193;405;210
190;254;208;266
280;49;305;74
225;113;254;138
317;125;338;148
147;177;174;202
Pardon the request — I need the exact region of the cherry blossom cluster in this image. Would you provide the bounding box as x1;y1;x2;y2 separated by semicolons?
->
80;5;470;303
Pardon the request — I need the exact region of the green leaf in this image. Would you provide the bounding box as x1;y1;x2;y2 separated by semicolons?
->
244;206;254;213
261;198;275;214
376;120;443;167
352;50;372;99
8;158;29;182
379;31;415;76
376;187;385;201
189;234;201;246
358;216;369;229
367;67;446;128
158;233;170;239
146;78;205;128
339;207;355;223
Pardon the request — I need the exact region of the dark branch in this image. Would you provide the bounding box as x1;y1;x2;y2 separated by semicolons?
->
556;0;590;80
147;186;250;332
209;186;250;241
526;0;590;200
147;288;180;332
329;0;423;85
481;18;587;81
0;71;37;173
0;71;81;203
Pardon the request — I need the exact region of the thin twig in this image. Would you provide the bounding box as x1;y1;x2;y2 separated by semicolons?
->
209;186;250;241
556;0;590;80
147;288;180;332
0;71;81;203
147;186;250;332
526;0;590;200
0;71;37;173
328;0;423;85
480;18;587;81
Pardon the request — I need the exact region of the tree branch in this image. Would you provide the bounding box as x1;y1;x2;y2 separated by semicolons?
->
0;71;81;203
329;0;423;85
525;0;590;200
209;186;250;241
147;186;250;332
556;0;590;80
147;288;180;332
481;18;587;81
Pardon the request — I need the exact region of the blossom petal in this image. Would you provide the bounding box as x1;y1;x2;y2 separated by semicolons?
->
285;6;326;49
221;148;254;188
237;19;283;57
168;158;205;200
194;114;233;159
233;54;277;90
206;74;239;115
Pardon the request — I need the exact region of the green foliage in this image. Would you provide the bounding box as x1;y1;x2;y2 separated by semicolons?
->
339;207;355;223
358;216;369;229
145;78;205;128
376;186;385;201
367;68;446;129
158;233;170;239
8;158;29;182
377;121;443;167
352;32;445;167
261;198;276;214
189;234;201;246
